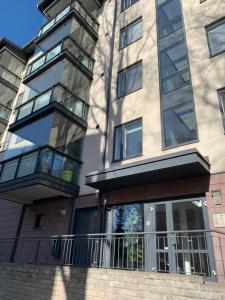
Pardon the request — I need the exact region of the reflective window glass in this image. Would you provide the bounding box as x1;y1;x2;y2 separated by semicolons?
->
207;19;225;56
16;152;38;178
34;90;52;112
0;159;18;182
120;18;143;49
117;61;142;98
163;102;198;147
114;119;142;161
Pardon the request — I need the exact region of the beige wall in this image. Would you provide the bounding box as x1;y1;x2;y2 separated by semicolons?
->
80;0;225;196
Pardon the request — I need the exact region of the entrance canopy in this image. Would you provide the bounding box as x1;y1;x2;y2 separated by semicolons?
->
85;149;210;191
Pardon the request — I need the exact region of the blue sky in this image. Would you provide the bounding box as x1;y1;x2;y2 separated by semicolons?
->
0;0;45;47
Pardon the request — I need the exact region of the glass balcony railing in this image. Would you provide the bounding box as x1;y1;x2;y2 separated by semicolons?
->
14;84;88;123
38;1;99;37
0;146;81;186
25;37;94;77
0;103;11;122
0;65;21;89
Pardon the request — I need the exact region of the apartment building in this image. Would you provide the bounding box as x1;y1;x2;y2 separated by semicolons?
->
0;0;224;283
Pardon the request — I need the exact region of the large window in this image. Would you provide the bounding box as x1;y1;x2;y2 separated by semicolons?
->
218;89;225;130
206;18;225;57
117;61;142;98
120;18;143;49
121;0;139;12
156;0;198;148
113;119;142;161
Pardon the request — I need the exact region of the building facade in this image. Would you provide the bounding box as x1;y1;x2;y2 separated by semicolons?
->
0;0;225;282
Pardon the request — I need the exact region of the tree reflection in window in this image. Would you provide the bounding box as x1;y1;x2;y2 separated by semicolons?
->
112;204;144;270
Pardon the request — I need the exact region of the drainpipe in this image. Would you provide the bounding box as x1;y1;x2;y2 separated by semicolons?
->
98;0;118;232
10;204;26;262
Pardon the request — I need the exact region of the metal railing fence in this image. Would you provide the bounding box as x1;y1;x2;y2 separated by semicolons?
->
0;230;224;281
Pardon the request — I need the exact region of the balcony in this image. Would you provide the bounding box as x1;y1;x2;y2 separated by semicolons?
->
23;37;94;83
0;103;11;123
9;84;88;132
38;1;99;39
0;65;21;92
0;145;81;204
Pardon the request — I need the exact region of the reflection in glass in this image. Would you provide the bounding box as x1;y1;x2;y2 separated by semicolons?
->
207;19;225;56
163;102;198;147
33;90;51;112
0;159;18;182
16;152;38;178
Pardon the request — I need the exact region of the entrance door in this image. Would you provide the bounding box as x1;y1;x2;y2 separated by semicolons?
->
145;198;215;280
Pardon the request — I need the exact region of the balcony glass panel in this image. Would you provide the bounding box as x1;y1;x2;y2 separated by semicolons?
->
31;56;46;73
0;147;80;185
16;84;88;123
16;152;38;178
55;5;70;22
39;1;99;37
23;59;91;103
0;65;21;88
46;44;62;62
0;50;25;78
17;101;33;120
0;158;18;182
0;104;11;121
33;90;52;112
26;38;94;78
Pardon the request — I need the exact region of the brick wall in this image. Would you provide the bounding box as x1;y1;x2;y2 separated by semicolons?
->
20;198;73;237
0;263;224;300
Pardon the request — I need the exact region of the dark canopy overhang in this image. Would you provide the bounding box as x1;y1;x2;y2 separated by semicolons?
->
86;149;210;191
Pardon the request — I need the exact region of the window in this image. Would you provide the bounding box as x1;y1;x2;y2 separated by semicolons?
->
206;18;225;57
113;119;142;161
117;61;142;98
156;0;198;148
218;89;225;130
120;18;143;49
121;0;139;12
34;213;45;229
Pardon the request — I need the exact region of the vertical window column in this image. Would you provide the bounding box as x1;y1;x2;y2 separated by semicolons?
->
156;0;198;148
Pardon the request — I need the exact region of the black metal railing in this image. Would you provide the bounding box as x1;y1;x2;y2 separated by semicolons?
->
0;230;224;281
38;0;99;37
0;103;11;122
0;145;81;186
0;65;21;89
14;84;89;123
25;36;95;77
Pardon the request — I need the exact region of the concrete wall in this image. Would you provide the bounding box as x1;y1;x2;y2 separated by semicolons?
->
0;263;224;300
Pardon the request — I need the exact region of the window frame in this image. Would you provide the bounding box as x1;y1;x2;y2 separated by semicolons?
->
117;60;143;98
119;17;143;50
206;17;225;58
218;88;225;132
121;0;139;12
113;118;143;162
33;213;45;230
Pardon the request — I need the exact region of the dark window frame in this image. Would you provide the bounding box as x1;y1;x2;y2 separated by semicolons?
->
218;88;225;132
117;60;143;98
113;118;143;162
156;0;199;150
33;213;45;230
119;17;143;50
121;0;139;12
206;17;225;58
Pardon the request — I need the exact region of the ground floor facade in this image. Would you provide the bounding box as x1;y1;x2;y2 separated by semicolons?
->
0;172;225;282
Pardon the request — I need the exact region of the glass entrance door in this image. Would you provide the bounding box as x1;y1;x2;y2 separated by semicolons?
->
145;198;215;280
